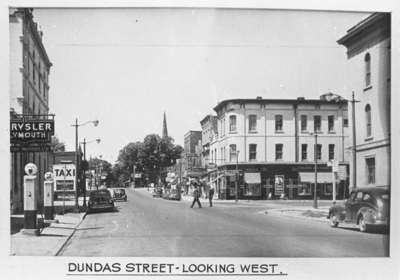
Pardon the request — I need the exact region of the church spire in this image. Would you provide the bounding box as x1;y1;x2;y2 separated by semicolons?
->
162;111;168;138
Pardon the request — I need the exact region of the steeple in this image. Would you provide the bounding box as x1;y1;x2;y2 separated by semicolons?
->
162;111;168;138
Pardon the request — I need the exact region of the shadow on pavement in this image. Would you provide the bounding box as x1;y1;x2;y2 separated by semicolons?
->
77;227;103;231
338;225;389;235
40;233;68;237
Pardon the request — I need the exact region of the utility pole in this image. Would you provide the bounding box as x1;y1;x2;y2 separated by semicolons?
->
313;133;318;209
82;138;87;207
350;92;359;190
132;164;136;189
74;118;79;212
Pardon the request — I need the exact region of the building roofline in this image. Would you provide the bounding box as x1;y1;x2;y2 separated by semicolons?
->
200;114;217;125
337;12;390;46
213;97;347;112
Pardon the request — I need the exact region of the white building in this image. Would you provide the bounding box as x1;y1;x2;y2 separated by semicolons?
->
337;13;390;189
208;95;350;200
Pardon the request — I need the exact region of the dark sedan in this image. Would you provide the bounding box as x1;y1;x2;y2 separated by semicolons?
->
87;189;115;213
327;187;389;232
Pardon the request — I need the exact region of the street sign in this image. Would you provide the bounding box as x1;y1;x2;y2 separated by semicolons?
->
53;164;76;192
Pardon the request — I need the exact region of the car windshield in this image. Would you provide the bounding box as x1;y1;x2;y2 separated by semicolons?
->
90;190;111;198
115;189;125;195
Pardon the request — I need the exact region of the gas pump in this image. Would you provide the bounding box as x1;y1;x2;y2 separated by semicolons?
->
43;171;58;223
21;163;39;236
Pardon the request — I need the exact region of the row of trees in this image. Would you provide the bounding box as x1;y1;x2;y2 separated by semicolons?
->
112;134;183;186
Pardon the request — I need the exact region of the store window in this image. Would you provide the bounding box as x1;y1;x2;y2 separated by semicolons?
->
275;115;283;132
366;157;375;184
248;115;257;132
249;144;257;161
275;144;283;160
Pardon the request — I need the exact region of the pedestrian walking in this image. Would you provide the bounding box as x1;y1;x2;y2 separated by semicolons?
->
190;184;202;208
208;183;215;207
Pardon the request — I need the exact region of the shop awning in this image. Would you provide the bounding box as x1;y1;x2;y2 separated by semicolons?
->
299;172;334;183
244;172;261;184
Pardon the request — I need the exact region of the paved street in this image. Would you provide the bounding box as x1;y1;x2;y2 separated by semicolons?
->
59;188;389;257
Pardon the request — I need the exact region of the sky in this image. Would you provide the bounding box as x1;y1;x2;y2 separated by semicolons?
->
32;8;369;163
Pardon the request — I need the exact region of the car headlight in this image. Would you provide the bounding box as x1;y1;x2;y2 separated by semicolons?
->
376;199;384;209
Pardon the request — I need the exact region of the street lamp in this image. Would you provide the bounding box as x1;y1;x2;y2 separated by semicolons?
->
309;132;318;209
71;118;99;212
80;138;101;207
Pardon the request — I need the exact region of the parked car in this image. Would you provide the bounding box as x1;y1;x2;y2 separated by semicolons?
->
87;189;115;213
162;188;181;200
327;187;389;232
110;188;127;202
152;187;163;197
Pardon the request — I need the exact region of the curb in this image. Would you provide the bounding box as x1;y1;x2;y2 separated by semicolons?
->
264;208;329;224
54;212;87;256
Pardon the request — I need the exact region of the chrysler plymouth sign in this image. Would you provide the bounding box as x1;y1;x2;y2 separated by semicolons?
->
10;119;54;143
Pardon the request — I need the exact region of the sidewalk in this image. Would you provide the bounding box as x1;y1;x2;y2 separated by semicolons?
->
10;211;86;256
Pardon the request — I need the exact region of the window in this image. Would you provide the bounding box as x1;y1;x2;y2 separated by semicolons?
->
301;115;307;131
248;115;257;132
365;53;371;87
343;118;349;127
365;104;372;137
249;144;257;161
328;115;335;132
366;157;375;184
275;144;283;160
229;115;237;132
229;144;237;162
316;144;322;160
275;115;283;131
314;115;321;132
301;144;307;160
329;144;335;160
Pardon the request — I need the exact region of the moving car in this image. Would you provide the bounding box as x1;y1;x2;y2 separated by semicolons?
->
152;187;163;197
110;188;127;202
327;187;389;232
87;189;115;213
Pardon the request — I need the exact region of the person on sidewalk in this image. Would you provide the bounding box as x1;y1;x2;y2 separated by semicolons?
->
208;183;215;207
190;184;202;208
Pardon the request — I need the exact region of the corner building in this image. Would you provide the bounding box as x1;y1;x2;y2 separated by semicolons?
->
209;95;350;200
337;13;390;189
9;8;53;213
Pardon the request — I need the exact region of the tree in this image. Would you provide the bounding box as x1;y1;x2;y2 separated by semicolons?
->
114;134;183;186
51;135;65;152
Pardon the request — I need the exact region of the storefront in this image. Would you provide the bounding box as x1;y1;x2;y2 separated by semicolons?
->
212;162;349;200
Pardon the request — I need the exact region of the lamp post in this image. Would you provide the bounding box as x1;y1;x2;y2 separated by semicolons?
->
71;119;99;212
80;138;101;207
310;132;318;209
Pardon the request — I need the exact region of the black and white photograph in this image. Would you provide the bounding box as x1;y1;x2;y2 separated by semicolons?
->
3;0;399;279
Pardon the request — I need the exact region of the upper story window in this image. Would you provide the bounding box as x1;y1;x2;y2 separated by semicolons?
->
329;144;335;160
229;144;237;162
275;144;283;160
275;115;283;132
249;144;257;161
301;115;307;131
316;144;322;160
229;115;237;133
343;118;349;127
314;115;321;132
328;115;335;132
248;115;257;132
365;53;371;87
365;104;372;137
301;144;307;161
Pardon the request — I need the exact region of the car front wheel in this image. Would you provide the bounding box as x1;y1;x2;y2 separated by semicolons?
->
358;214;368;232
329;214;339;227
